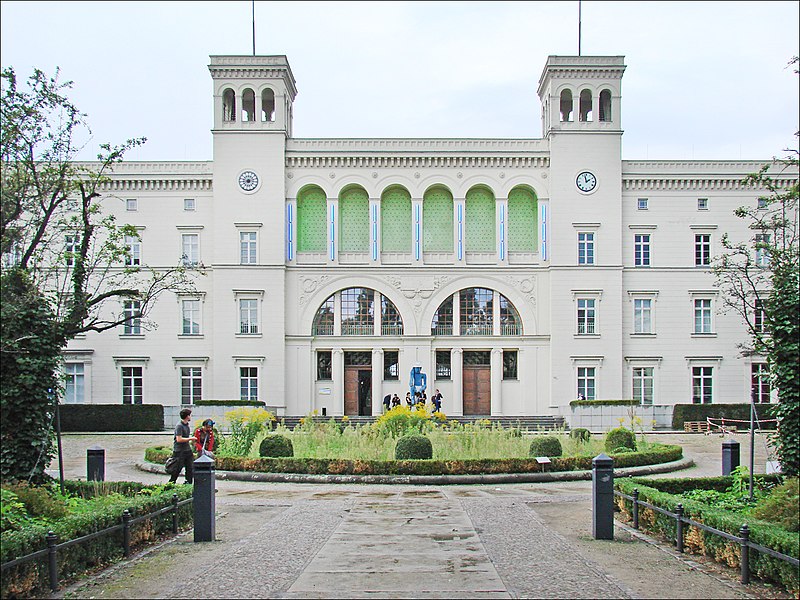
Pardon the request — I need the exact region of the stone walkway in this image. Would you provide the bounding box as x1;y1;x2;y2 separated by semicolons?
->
50;432;779;599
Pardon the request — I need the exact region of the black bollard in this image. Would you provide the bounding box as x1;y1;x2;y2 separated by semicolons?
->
87;445;105;481
722;439;740;476
592;453;614;540
193;454;216;542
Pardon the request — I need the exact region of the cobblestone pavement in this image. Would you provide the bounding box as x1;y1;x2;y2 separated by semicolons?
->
51;432;778;599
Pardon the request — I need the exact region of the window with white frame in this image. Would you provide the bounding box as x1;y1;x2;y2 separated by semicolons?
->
180;366;202;405
634;234;650;267
239;298;259;334
383;350;399;380
435;350;451;379
577;232;594;265
755;233;771;267
121;366;143;404
577;298;596;334
240;366;258;401
692;366;713;404
697;198;708;210
181;299;201;335
240;231;257;264
633;298;653;334
184;198;196;211
1;242;22;268
754;298;767;333
694;234;711;266
317;351;332;380
632;366;654;405
637;198;648;210
693;298;713;334
125;235;141;266
64;364;85;403
503;350;518;380
751;363;771;404
123;300;142;335
181;233;199;266
65;235;78;267
577;367;596;400
126;198;138;212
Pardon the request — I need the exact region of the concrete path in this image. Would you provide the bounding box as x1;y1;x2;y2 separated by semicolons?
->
50;432;782;599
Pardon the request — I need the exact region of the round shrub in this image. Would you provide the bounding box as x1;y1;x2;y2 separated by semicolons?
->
528;435;563;457
605;427;636;453
258;434;294;458
569;428;591;442
395;434;433;460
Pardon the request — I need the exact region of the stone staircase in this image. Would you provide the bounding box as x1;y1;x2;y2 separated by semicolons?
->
276;415;566;431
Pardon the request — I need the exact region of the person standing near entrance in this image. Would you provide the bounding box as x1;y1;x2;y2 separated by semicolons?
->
383;394;391;412
169;408;194;484
432;389;443;412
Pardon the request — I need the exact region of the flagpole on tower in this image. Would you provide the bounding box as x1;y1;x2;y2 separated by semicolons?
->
578;0;582;56
252;0;256;55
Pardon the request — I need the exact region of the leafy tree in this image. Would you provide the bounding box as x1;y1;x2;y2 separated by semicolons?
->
1;67;196;481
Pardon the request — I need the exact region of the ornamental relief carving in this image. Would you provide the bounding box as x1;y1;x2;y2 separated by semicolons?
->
298;275;331;307
385;275;451;314
504;275;537;306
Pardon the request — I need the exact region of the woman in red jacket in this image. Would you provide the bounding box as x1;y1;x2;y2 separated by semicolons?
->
194;419;215;458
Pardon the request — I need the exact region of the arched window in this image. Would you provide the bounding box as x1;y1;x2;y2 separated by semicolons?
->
261;88;275;122
599;89;612;122
339;187;369;253
560;89;573;122
500;296;522;335
297;186;327;253
223;88;236;122
579;89;592;122
465;187;495;253
381;295;403;335
381;187;411;253
431;289;522;336
431;295;453;335
312;288;404;336
508;187;538;253
312;296;334;335
341;288;374;335
423;186;454;253
242;88;256;122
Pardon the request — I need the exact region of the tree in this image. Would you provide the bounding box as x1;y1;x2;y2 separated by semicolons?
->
714;139;799;477
1;67;197;481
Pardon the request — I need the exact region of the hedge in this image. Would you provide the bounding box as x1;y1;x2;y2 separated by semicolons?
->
671;403;773;430
59;404;164;432
145;444;682;476
569;399;639;407
191;400;266;407
615;477;799;593
0;481;193;598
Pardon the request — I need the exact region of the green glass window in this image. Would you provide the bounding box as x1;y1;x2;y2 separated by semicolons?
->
423;187;454;252
297;187;327;252
381;187;411;252
339;187;369;252
508;187;537;252
465;187;495;252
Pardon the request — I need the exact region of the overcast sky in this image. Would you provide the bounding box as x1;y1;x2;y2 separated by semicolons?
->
2;1;798;162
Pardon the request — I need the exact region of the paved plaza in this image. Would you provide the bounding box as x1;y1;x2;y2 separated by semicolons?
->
48;432;783;599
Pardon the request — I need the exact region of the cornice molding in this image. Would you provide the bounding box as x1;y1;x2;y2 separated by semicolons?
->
286;154;549;169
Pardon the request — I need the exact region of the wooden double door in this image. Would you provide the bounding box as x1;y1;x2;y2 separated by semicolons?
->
462;351;491;416
344;367;372;416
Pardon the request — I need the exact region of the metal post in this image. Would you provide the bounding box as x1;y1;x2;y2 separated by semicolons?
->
46;531;59;593
632;489;639;530
749;399;755;501
592;453;614;540
675;504;684;553
172;493;179;534
51;390;65;496
739;524;750;584
722;439;740;476
193;454;216;542
122;510;131;557
87;445;105;481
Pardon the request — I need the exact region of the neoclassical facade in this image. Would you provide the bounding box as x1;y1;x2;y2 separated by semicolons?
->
59;54;796;417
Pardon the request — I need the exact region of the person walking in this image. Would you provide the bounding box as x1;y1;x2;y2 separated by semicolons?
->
432;389;443;412
169;408;195;484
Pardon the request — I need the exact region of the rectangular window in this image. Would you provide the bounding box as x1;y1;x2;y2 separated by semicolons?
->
577;298;596;335
435;350;451;379
755;233;771;267
751;363;771;404
577;367;596;400
754;299;767;333
383;351;399;380
65;235;78;267
633;298;652;334
637;198;648;210
757;197;768;210
693;299;712;334
239;299;259;334
1;243;22;268
632;367;654;405
123;300;142;335
180;366;202;405
577;232;594;265
240;232;257;264
697;198;708;210
64;364;85;404
239;367;258;401
317;351;332;380
125;235;141;266
503;350;518;380
634;234;650;267
694;234;711;266
692;366;713;404
181;233;199;266
184;198;196;211
126;198;138;212
122;366;143;404
182;299;201;335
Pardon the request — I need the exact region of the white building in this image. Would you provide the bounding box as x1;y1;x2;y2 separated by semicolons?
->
61;53;795;418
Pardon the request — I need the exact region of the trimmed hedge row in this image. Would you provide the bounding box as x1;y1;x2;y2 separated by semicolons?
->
145;444;682;476
615;477;799;593
1;481;193;598
59;404;164;432
569;399;639;407
192;400;266;407
671;403;772;430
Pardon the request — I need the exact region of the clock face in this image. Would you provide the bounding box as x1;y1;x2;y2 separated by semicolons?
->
238;171;259;192
576;171;597;193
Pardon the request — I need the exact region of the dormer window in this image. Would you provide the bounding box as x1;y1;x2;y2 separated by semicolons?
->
222;88;236;122
242;88;256;122
261;88;275;122
560;89;573;122
599;90;612;122
579;89;592;122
